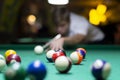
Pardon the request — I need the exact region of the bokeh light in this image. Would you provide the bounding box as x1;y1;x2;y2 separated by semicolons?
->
96;4;107;15
27;14;36;25
48;0;69;5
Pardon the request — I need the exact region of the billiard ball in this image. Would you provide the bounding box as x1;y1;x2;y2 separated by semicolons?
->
91;59;111;80
76;49;86;59
4;49;17;58
70;51;83;65
27;60;47;80
52;51;65;62
46;50;56;62
0;54;6;72
0;54;5;60
6;54;21;65
0;59;6;72
76;48;86;54
55;56;72;73
34;45;44;54
4;62;26;80
55;49;66;56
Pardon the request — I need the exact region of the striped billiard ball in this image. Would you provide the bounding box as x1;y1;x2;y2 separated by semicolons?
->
91;59;111;80
6;54;21;65
70;51;83;65
76;48;86;59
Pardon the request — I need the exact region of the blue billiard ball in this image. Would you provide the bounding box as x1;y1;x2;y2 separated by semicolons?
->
27;60;47;80
76;49;86;59
91;59;111;80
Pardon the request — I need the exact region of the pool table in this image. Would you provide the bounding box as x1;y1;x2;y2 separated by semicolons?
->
0;44;120;80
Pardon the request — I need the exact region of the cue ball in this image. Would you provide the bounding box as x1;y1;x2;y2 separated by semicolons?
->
34;45;44;54
91;59;111;80
27;60;47;80
70;51;83;65
46;50;55;62
55;56;72;73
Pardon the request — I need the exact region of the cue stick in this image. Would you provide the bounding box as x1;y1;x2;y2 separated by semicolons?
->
42;34;61;49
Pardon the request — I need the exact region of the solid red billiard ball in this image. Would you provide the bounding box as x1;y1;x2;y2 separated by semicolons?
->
52;52;65;62
55;49;66;56
6;54;21;65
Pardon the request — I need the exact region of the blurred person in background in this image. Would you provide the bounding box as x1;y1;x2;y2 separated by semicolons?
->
49;6;105;50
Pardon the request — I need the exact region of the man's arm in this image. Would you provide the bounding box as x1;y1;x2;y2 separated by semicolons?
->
63;34;85;45
49;34;85;50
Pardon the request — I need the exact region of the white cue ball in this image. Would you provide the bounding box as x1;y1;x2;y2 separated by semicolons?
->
55;56;72;73
34;45;44;54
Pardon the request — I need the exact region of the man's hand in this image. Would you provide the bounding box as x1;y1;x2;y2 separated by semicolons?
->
50;38;64;50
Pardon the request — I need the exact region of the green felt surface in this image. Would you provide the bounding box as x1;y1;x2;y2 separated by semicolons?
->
0;45;120;80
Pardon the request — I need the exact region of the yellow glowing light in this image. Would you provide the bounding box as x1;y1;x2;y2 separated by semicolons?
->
89;16;100;25
96;4;107;15
27;15;36;25
100;15;107;22
89;9;97;17
89;9;100;25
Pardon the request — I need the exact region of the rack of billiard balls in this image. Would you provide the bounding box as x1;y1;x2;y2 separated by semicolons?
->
0;48;111;80
0;49;21;72
2;49;47;80
46;48;111;80
45;48;86;73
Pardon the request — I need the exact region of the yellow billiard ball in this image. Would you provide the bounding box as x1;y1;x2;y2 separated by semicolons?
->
4;50;17;58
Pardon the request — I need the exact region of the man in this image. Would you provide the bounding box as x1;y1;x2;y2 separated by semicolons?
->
49;6;104;50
